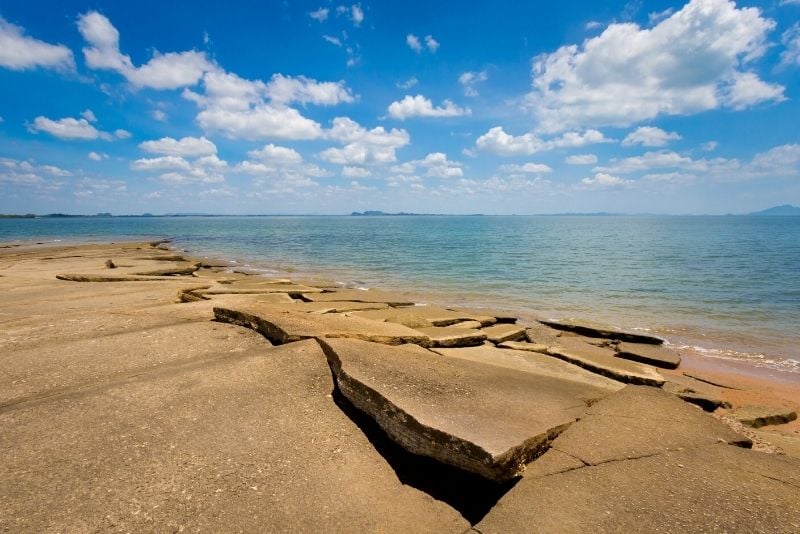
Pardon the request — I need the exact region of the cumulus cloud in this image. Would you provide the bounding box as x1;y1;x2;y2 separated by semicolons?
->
78;11;215;90
622;126;682;147
247;144;303;165
406;34;422;53
132;150;228;186
526;0;785;132
424;35;439;52
29;115;115;141
475;127;611;156
387;95;470;120
0;157;69;194
236;144;329;194
459;70;488;97
139;136;217;157
397;77;418;90
264;74;355;106
342;166;372;178
319;117;410;165
88;151;108;161
565;154;598;165
406;34;438;53
0;17;74;71
184;71;326;140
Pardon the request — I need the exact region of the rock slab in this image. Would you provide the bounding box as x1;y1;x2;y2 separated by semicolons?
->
616;341;681;369
540;319;664;345
732;405;798;428
320;338;619;481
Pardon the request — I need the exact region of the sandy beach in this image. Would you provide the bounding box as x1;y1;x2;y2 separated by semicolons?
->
1;240;799;532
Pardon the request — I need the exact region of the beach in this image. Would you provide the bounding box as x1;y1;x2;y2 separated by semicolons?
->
1;240;799;531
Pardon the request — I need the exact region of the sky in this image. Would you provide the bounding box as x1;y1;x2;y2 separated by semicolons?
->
0;0;799;215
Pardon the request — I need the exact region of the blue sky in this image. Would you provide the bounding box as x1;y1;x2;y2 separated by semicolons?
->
0;0;798;214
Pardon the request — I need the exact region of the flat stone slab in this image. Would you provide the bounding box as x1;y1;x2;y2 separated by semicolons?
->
477;445;800;533
524;323;563;345
481;324;527;343
301;289;417;307
214;305;429;346
414;327;487;347
432;345;622;393
616;342;681;369
200;283;323;296
547;337;665;386
0;340;468;533
56;273;174;282
321;338;619;481
549;386;751;466
350;306;497;328
540;319;664;345
731;405;798;428
498;340;550;354
447;307;518;323
661;380;730;411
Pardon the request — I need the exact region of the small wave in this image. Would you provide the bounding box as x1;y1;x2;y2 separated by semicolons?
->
675;344;800;374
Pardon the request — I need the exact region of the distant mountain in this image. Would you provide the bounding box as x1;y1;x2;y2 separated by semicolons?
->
749;205;800;216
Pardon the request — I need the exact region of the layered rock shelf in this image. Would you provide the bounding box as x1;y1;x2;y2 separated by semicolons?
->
1;240;799;532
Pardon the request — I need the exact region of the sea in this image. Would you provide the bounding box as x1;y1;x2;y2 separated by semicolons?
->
2;215;799;375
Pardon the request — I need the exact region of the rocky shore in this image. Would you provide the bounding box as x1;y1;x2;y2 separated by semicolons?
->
1;240;799;532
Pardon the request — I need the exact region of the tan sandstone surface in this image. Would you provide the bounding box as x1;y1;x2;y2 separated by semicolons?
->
1;241;799;532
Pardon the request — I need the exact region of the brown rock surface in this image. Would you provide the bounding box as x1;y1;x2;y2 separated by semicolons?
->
547;337;665;386
301;289;416;306
321;338;617;481
414;326;487;347
481;323;527;343
349;305;497;328
731;405;798;428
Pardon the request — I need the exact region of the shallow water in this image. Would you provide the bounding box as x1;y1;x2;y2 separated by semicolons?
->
2;215;799;374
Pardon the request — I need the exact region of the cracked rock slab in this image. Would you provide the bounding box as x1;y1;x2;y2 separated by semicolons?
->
300;289;417;307
481;324;527;344
546;337;664;386
214;305;430;346
548;386;751;467
540;319;664;345
616;342;681;369
349;306;497;328
477;445;800;534
731;405;798;428
432;345;622;393
320;338;619;481
414;327;487;347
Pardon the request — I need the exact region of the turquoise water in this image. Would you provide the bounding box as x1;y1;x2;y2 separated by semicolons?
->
2;215;799;373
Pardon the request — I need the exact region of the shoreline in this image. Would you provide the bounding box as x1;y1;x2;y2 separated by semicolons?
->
4;235;799;383
2;240;799;531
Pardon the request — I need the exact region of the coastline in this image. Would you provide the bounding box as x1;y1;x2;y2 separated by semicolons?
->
2;240;799;531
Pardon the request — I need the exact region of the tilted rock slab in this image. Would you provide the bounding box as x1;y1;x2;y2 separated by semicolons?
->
540;319;664;345
481;323;527;343
731;404;798;428
214;305;429;346
616;341;681;369
414;326;487;347
320;338;620;481
301;289;417;307
546;337;665;387
349;305;497;328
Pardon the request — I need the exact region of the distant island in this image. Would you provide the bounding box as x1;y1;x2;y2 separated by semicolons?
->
351;211;485;216
749;205;800;216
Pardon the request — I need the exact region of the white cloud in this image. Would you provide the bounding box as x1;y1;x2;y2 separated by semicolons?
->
388;153;464;178
78;11;215;90
88;151;108;161
184;70;325;141
0;17;75;71
580;172;633;190
622;126;682;147
526;0;785;132
131;155;192;171
152;109;168;122
780;23;800;67
264;74;355;106
30;116;104;140
459;70;488;97
114;129;131;139
342;166;372;178
320;117;410;165
397;77;419;90
500;163;553;174
595;151;694;174
139;136;217;157
351;5;364;26
475;126;611;156
323;35;342;46
746;144;800;176
406;34;422;53
565;154;598;165
247;144;303;165
701;141;718;151
387;95;471;120
424;35;439;52
81;109;97;122
585;21;602;30
309;8;329;22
